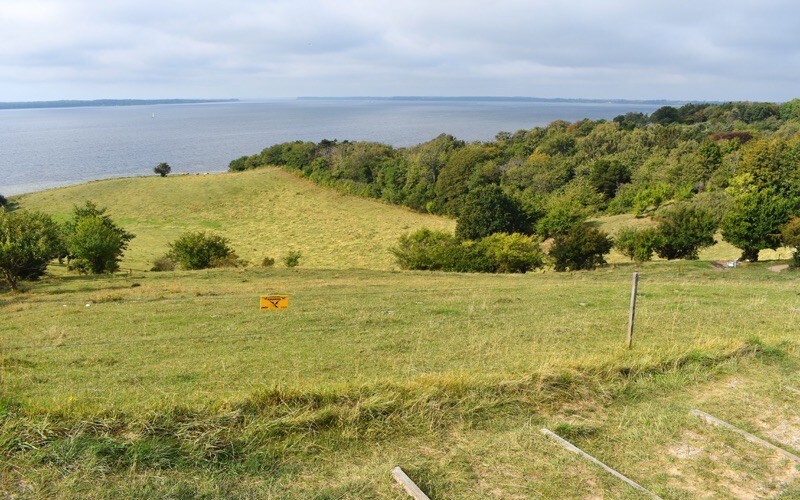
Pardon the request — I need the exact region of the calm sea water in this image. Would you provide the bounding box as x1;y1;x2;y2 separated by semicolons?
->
0;99;662;195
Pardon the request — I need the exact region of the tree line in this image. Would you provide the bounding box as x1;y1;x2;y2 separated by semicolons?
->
229;99;800;266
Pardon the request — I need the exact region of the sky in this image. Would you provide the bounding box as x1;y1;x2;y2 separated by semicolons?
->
1;0;799;102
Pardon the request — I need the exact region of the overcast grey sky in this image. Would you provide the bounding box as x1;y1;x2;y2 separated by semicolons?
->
1;0;798;102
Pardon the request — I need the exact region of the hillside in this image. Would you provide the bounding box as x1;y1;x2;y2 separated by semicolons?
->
4;166;800;497
15;168;455;270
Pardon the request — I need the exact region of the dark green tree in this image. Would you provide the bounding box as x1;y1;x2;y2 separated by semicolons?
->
0;210;62;290
65;202;134;273
154;162;171;177
455;185;529;240
653;204;717;260
435;144;489;215
614;227;660;263
721;189;796;262
549;225;613;271
588;159;631;199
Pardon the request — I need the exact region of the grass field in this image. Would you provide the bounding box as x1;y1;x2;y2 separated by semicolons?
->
3;171;800;497
13;168;455;271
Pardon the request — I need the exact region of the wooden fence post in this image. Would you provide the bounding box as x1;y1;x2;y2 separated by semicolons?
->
626;272;639;349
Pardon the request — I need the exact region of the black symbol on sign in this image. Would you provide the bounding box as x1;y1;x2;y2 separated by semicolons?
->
268;299;281;308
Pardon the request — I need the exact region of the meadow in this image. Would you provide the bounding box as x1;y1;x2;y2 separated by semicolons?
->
15;168;455;271
2;170;800;498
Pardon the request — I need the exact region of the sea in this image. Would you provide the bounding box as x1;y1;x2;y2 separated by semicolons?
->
0;99;663;195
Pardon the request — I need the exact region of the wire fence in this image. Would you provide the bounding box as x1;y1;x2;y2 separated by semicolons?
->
3;273;798;353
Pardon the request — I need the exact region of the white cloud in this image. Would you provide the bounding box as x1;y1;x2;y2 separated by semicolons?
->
0;0;798;100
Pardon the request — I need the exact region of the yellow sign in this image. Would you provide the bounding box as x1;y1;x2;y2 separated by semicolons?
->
260;295;289;310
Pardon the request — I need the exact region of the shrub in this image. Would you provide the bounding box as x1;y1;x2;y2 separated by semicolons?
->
653;204;717;260
614;227;660;263
0;194;7;209
782;217;800;268
67;217;126;274
151;256;175;272
536;180;603;237
549;225;613;272
392;229;461;271
0;210;63;289
283;250;302;268
212;254;247;268
721;189;795;262
455;185;530;240
153;162;171;177
476;233;544;273
64;202;134;274
392;229;543;273
167;231;236;270
261;256;275;267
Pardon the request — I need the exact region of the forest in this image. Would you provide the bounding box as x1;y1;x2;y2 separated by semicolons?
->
229;100;800;264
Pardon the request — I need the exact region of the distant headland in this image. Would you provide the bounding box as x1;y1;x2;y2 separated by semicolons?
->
297;96;694;105
0;98;239;110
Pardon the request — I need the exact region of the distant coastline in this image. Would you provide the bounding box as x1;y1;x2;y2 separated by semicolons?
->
0;98;239;110
297;96;694;105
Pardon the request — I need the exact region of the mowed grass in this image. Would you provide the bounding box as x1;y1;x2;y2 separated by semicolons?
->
14;168;455;270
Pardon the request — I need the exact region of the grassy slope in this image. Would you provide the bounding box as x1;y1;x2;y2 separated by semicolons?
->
4;171;800;497
14;168;455;270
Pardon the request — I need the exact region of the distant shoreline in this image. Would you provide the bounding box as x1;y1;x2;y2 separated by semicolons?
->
297;96;694;105
0;98;239;111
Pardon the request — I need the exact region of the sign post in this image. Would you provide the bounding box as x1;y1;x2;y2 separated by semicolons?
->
626;273;638;349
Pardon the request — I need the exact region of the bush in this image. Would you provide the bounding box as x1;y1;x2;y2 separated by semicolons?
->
154;162;171;177
653;204;717;260
0;210;63;289
64;202;133;274
721;189;795;261
476;233;544;273
782;217;800;268
549;225;613;272
67;217;126;274
283;250;302;268
614;227;660;263
167;231;236;270
151;256;175;272
536;180;603;237
392;229;543;273
261;256;275;267
455;185;529;240
0;194;7;209
392;229;461;271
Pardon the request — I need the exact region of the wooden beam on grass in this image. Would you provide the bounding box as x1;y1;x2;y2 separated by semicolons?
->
391;466;430;500
541;428;662;499
690;409;800;462
783;385;800;396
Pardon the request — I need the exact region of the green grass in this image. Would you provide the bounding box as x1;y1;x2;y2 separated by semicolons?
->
3;171;800;497
14;168;455;270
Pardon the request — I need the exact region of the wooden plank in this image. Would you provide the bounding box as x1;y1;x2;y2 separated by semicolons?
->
391;466;430;500
541;428;662;499
783;386;800;396
690;409;800;462
626;272;639;348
